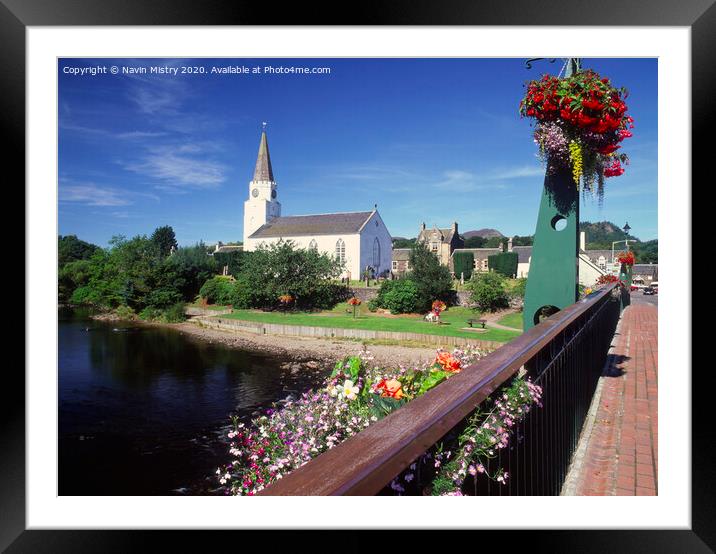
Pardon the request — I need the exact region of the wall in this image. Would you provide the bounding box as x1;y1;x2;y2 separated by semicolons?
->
198;316;504;350
358;211;393;277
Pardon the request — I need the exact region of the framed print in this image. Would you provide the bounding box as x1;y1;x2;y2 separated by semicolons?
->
6;0;709;550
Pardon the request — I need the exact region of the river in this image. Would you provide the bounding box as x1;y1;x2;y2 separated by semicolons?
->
58;308;329;495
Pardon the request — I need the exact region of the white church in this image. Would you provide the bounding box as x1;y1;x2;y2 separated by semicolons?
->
242;128;393;280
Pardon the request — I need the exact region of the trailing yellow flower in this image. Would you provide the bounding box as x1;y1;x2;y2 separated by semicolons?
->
568;141;583;187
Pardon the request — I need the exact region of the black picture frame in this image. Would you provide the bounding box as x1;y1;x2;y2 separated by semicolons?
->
6;0;707;551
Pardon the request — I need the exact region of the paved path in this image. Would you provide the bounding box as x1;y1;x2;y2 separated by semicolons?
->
563;302;658;496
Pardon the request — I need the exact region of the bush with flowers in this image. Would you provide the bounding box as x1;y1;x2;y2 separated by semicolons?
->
520;69;634;202
217;347;489;495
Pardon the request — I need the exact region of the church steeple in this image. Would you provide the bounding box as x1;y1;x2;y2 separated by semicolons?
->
252;125;274;182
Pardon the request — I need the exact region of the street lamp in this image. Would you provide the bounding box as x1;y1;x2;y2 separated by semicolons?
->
611;222;635;270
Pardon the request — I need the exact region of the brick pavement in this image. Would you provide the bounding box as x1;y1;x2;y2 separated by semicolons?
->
567;302;658;496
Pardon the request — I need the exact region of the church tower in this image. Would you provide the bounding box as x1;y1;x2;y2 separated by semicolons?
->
243;125;281;244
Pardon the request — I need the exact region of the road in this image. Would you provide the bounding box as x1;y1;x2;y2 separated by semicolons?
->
630;290;658;307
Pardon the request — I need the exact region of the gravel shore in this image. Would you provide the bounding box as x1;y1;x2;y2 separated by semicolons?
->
169;318;441;369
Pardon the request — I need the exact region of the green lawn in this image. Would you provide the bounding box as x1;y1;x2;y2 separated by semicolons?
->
497;311;523;330
220;303;521;342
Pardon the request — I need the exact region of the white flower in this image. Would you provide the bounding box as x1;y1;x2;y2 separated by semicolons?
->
339;379;360;401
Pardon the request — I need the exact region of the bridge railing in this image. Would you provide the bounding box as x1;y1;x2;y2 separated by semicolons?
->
259;282;623;496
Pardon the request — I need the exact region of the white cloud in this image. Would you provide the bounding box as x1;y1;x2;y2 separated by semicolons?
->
123;144;227;190
60;184;132;206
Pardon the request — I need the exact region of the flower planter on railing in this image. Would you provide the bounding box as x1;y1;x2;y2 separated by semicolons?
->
244;283;621;496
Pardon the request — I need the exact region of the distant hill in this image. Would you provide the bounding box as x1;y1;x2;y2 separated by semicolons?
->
462;228;504;239
579;220;639;247
580;220;657;263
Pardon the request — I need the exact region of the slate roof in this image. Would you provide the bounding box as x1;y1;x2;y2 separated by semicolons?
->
511;245;533;263
583;249;614;263
418;225;458;245
248;211;374;239
632;264;658;278
392;248;411;261
451;247;502;259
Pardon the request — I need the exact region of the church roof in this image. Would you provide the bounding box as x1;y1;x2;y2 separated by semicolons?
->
252;129;274;182
248;211;374;239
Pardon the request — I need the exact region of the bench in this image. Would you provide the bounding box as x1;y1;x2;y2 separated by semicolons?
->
467;318;487;329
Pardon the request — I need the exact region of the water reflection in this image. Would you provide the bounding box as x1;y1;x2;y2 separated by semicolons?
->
58;308;328;495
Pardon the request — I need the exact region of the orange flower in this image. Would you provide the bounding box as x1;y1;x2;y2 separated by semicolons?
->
435;351;462;373
375;378;405;399
348;297;362;306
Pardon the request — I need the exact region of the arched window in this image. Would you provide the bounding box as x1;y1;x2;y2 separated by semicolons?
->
308;239;318;251
373;237;381;269
335;239;346;264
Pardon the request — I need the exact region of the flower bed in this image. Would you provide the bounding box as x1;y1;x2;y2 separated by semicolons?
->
520;69;634;202
216;346;543;496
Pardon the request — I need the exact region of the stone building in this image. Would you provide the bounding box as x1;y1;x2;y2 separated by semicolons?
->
416;222;464;267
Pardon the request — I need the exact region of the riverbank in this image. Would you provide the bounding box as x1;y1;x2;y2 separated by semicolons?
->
171;318;449;369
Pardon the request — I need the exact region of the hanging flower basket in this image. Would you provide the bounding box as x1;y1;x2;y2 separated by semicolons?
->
616;250;635;266
519;69;634;202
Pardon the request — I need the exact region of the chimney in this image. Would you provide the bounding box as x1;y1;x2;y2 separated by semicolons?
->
452;221;458;233
421;222;426;231
507;236;513;252
579;231;586;251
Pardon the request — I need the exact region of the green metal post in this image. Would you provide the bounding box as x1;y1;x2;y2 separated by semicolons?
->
523;58;582;332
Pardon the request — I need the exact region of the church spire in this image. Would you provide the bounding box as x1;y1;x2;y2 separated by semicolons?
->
252;124;274;182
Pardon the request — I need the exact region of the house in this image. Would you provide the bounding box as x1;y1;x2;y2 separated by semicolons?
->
417;222;464;267
391;248;412;275
242;128;393;280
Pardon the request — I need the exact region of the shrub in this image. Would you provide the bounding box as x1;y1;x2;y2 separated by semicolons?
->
466;271;510;312
199;276;236;305
371;279;420;314
114;305;137;320
161;302;186;323
453;252;474;281
487;252;518;278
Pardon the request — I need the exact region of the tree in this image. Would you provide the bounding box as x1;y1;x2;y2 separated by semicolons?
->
392;237;416;249
407;243;454;312
151;225;178;257
466;271;510;312
453;252;474;281
237;240;347;310
58;235;99;268
488;252;518;278
463;236;487;248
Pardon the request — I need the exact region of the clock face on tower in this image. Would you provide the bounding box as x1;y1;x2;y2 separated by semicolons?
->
252;188;259;198
271;190;277;199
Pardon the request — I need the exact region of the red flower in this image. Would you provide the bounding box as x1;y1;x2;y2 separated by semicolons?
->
597;144;621;155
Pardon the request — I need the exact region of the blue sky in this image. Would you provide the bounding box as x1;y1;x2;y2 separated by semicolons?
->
58;58;657;246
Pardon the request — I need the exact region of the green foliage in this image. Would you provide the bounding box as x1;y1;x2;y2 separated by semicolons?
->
236;240;347;310
631;239;658;264
407;243;455;312
392;237;416;249
508;277;527;299
61;232;218;312
463;236;487;248
488;252;518;278
370;279;421;314
150;225;178;257
199;276;237;305
466;271;510;312
114;305;137;320
213;250;247;277
453;252;474;280
139;302;186;323
58;235;100;268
